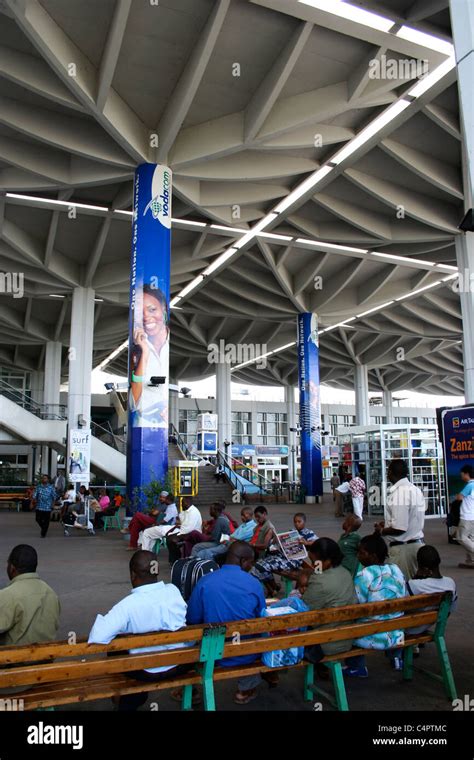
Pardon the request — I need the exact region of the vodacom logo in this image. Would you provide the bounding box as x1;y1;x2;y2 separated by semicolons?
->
144;165;172;229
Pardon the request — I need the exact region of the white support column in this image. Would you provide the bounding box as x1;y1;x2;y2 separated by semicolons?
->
285;385;297;481
456;233;474;403
451;0;474;203
30;371;44;405
354;364;370;426
68;288;95;430
169;375;179;434
383;388;394;424
216;360;232;452
44;341;62;417
40;446;49;475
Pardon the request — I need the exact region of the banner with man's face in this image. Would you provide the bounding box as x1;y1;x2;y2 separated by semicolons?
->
127;164;172;503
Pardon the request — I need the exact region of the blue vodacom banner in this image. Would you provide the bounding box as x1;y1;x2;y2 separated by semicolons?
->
127;163;172;506
298;313;323;500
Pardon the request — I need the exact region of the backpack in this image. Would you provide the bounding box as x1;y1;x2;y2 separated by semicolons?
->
171;557;219;601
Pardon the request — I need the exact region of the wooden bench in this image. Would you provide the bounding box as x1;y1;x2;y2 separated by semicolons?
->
0;492;28;512
0;592;455;712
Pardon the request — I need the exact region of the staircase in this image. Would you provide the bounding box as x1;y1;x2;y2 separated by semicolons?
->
194;463;235;509
0;384;126;483
167;438;234;509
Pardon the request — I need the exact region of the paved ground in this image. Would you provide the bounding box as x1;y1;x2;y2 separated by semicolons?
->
0;497;472;712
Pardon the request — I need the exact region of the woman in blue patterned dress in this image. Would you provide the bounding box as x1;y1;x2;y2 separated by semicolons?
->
344;533;406;678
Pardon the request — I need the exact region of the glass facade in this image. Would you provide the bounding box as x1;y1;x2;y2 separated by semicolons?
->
257;412;287;445
232;411;252;444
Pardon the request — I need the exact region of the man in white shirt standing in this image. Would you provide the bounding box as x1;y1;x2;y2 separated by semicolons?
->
166;497;203;565
374;458;425;580
88;550;188;711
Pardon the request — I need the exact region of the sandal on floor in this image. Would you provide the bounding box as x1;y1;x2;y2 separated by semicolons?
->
234;688;258;705
261;671;280;688
170;687;201;706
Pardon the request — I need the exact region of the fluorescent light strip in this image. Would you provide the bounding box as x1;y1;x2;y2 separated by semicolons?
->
371;251;435;266
331;100;410;165
299;1;453;55
49;294;65;298
298;0;393;32
274;166;332;214
170;296;182;308
172;218;207;227
204;248;238;276
114;209;133;217
6;193;108;213
407;54;456;99
233;213;278;250
296;238;368;254
233;341;296;370
210;224;247;234
179;275;205;299
97;339;128;372
236;271;456;365
356;301;395;318
321;317;357;333
258;231;294;242
395;280;442;301
396;26;453;57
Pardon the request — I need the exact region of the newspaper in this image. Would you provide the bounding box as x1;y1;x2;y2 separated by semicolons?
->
276;530;308;562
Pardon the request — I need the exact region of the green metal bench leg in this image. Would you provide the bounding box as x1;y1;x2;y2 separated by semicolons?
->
327;662;349;711
198;625;226;712
403;645;414;680
201;660;216;711
181;684;193;711
303;664;314;701
283;577;293;596
435;636;457;701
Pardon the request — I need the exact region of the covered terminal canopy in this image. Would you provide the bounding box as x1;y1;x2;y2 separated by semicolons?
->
0;0;469;397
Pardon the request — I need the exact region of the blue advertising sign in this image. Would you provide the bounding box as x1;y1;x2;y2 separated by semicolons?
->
297;313;323;498
231;444;289;457
441;407;474;503
127;164;172;505
197;432;218;454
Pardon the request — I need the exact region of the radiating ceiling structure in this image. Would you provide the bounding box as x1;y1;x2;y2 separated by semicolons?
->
0;0;466;395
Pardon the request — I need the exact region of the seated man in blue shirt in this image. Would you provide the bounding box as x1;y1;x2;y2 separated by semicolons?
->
186;541;266;705
88;550;189;711
193;506;257;561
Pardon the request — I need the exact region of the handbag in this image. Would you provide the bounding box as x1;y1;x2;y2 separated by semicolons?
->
261;596;309;668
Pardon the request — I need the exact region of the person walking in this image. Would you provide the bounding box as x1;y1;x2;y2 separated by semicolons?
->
349;474;366;520
453;464;474;569
31;475;58;538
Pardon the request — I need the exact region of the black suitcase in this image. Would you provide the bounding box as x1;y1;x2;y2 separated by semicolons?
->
171;557;219;601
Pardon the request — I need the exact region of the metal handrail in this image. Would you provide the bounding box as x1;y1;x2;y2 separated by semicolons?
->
91;421;126;453
217;449;273;496
169;424;207;463
0;379;67;420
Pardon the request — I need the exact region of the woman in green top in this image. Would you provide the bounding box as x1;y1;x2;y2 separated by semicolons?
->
302;538;357;668
338;514;362;577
